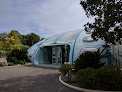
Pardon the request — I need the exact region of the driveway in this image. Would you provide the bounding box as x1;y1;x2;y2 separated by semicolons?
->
0;65;79;92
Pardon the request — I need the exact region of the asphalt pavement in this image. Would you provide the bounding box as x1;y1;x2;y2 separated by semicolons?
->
0;65;79;92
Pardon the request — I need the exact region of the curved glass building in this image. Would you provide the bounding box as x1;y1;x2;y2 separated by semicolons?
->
28;29;107;65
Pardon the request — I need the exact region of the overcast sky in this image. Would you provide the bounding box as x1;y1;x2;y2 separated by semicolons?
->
0;0;94;38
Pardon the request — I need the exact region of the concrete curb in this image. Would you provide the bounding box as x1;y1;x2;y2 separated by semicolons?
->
59;74;121;92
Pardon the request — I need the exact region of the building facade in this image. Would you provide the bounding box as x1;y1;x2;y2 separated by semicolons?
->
28;29;107;65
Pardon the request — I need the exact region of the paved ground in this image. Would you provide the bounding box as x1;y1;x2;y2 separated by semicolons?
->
0;65;79;92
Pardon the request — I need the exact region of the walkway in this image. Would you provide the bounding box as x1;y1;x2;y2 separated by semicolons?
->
0;65;79;92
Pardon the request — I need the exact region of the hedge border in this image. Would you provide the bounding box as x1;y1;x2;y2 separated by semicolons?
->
59;74;121;92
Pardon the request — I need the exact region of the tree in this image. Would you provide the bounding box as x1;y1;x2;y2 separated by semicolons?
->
20;35;27;45
14;30;21;37
8;30;21;45
80;0;121;44
0;33;8;50
0;41;4;50
0;32;8;41
20;34;43;46
40;37;45;41
3;41;11;50
26;33;40;46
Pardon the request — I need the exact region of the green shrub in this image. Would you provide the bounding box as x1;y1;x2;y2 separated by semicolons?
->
7;56;17;64
76;68;97;89
0;51;10;58
8;62;14;66
59;64;72;75
97;65;122;91
76;65;122;91
0;62;4;67
7;49;31;65
19;60;25;65
74;51;105;72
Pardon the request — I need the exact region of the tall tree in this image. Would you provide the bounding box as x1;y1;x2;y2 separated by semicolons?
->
8;30;21;45
80;0;121;44
26;33;40;46
20;35;27;45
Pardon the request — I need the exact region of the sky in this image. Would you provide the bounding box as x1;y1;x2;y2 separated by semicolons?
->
0;0;94;38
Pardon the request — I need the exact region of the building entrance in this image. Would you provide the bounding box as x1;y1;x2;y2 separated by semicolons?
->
52;46;62;65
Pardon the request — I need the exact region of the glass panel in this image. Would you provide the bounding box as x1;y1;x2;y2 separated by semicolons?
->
40;48;44;63
57;47;62;63
83;36;95;42
80;48;98;54
52;47;56;63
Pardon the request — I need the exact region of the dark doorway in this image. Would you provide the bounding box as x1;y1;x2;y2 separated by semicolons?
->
43;46;52;64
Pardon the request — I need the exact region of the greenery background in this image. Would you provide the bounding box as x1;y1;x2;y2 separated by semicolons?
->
0;30;44;52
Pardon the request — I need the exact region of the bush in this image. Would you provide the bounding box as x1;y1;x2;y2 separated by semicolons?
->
0;51;10;58
20;45;30;51
7;49;31;65
76;65;122;91
0;62;4;67
76;68;97;89
59;64;72;75
74;51;105;72
19;60;25;65
7;56;17;64
8;62;14;66
97;65;122;91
